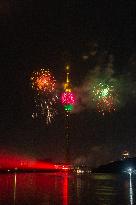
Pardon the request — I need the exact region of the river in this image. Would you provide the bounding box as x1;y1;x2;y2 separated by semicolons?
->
0;172;135;205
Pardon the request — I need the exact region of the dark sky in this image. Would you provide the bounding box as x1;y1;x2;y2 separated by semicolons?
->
0;1;136;166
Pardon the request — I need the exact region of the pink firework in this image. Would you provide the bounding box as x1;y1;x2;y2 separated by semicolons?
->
61;92;76;105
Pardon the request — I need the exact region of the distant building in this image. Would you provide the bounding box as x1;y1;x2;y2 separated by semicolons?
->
121;150;130;160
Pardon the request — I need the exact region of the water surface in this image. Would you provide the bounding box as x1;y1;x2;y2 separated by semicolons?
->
0;172;135;205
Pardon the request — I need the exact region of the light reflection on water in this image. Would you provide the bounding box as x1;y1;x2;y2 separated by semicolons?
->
129;174;133;205
0;172;135;205
13;173;16;205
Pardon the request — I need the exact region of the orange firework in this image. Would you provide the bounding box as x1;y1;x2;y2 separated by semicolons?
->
31;68;56;93
30;67;58;124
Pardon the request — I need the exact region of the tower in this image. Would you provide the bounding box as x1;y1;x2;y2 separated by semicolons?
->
61;65;75;163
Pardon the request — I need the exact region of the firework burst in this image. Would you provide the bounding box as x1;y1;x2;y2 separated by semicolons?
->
90;78;118;115
31;68;58;124
31;69;56;92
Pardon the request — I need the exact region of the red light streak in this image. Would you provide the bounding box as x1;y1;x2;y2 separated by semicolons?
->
0;152;72;172
0;153;56;170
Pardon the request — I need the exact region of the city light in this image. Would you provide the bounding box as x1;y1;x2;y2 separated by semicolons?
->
61;92;75;106
61;65;76;112
124;167;136;175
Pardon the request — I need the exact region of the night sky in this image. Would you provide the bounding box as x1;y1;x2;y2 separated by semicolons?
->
0;1;136;166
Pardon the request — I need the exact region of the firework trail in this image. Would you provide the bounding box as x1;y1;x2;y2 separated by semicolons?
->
31;67;58;124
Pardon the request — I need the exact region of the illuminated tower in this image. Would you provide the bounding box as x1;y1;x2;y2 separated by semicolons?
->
61;65;75;163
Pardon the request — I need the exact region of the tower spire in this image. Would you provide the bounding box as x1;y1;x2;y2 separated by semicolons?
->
66;65;70;84
64;65;71;92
